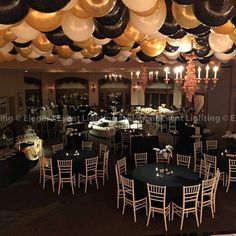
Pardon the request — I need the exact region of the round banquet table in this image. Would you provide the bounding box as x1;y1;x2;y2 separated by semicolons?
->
52;149;96;174
131;163;200;202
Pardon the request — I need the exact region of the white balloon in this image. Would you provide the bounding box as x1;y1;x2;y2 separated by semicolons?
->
28;51;41;59
0;24;12;30
215;50;236;61
122;0;157;13
147;30;166;40
59;58;74;66
0;42;14;53
120;50;132;57
209;32;233;53
116;54;128;62
11;21;40;41
31;45;52;56
93;37;111;45
82;58;92;63
130;0;166;34
14;38;31;43
62;0;78;11
178;38;192;53
62;12;94;42
72;51;84;60
205;49;214;57
163;50;180;60
104;55;116;62
15;54;28;62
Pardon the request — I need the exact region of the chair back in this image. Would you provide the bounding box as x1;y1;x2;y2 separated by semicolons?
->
206;140;217;151
115;164;120;187
183;184;200;209
102;150;109;171
52;143;63;154
42;158;54;175
229;159;236;175
121;176;134;200
201;177;215;201
82;141;93;150
121;132;131;144
169;117;177;132
117;157;127;178
200;159;211;180
57;160;73;178
194;141;203;158
156;152;170;164
99;143;108;159
177;154;191;168
147;183;166;208
85;156;98;176
204;154;217;176
134;152;147;168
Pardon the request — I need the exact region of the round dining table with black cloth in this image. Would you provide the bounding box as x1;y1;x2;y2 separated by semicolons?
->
52;149;96;174
131;163;200;203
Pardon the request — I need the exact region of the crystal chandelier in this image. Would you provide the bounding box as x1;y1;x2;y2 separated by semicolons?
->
164;55;219;102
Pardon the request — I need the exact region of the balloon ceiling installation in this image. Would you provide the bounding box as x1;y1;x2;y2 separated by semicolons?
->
0;0;235;66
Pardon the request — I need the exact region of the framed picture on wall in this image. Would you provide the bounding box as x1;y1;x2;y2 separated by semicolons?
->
17;92;24;111
0;97;8;117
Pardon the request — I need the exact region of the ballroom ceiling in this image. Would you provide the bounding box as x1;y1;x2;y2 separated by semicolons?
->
0;0;236;71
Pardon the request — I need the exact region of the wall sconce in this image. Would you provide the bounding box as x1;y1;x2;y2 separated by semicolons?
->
48;84;54;93
91;84;96;93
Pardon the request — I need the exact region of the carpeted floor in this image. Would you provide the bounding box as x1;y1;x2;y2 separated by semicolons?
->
0;137;236;236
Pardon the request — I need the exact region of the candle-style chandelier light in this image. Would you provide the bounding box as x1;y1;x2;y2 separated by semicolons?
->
104;73;122;82
164;55;219;102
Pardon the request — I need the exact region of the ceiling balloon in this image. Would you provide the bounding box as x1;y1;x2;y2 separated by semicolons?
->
193;0;235;27
209;31;233;53
130;0;166;35
32;33;54;52
213;21;235;35
27;0;70;13
62;12;94;42
55;45;74;58
172;0;194;4
124;23;147;42
3;29;17;41
13;41;31;48
195;36;209;47
159;0;180;36
140;38;166;57
91;52;104;61
79;0;117;17
69;41;82;52
122;0;157;13
183;24;210;36
26;9;64;32
93;37;111;45
71;2;91;18
46;27;72;46
165;42;179;52
114;34;134;47
169;29;186;39
95;0;126;26
94;7;129;38
11;21;40;41
194;46;211;58
215;50;236;61
102;41;120;56
172;2;200;29
136;50;155;62
0;0;29;24
62;0;78;11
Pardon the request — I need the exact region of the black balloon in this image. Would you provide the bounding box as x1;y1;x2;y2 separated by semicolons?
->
177;54;187;63
0;0;29;24
93;28;106;39
125;57;131;62
165;42;179;53
52;48;58;55
69;42;82;52
27;0;70;13
91;52;104;61
172;0;195;5
46;27;72;46
9;47;18;55
102;41;120;56
193;0;235;27
136;50;155;62
231;15;236;27
159;0;181;36
198;56;213;64
183;24;210;36
13;41;31;48
225;44;236;54
195;36;209;47
95;1;126;26
169;29;186;39
194;46;211;57
35;56;45;61
94;7;129;38
132;42;140;49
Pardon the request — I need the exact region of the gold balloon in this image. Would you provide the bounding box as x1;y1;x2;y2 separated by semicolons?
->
124;23;147;42
16;46;33;57
86;43;102;54
81;48;98;58
172;2;200;29
71;2;91;18
134;0;161;17
0;37;8;48
32;33;53;52
79;0;117;17
0;52;15;62
75;37;94;48
214;21;235;35
140;38;166;57
229;29;236;42
55;45;74;59
114;34;134;47
44;54;58;63
3;29;17;41
26;9;64;32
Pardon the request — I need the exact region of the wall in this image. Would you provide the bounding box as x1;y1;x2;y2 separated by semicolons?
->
0;70;25;129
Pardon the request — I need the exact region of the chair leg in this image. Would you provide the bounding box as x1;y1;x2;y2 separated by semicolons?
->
133;205;137;223
95;177;99;189
171;203;174;221
58;180;61;195
211;201;214;219
195;209;199;227
226;176;230;192
200;205;203;224
43;175;46;190
146;209;151;227
51;178;55;192
85;180;87;194
78;175;80;189
163;211;168;231
180;212;184;230
122;199;126;215
117;192;120;209
71;181;74;195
